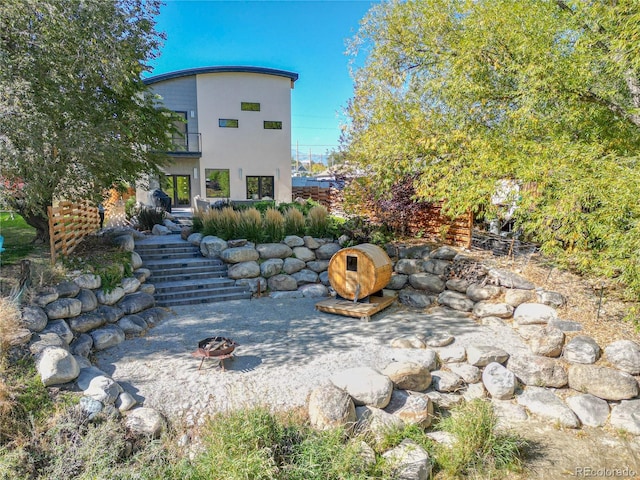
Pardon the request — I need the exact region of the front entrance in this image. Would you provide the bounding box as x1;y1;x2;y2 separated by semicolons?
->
163;174;191;207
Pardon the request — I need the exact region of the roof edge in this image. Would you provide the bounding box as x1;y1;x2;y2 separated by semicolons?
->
143;66;299;85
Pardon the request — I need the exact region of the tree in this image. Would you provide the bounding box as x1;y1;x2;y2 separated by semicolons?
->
0;0;178;243
346;0;640;296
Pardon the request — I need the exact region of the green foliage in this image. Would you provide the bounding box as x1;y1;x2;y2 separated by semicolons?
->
191;215;203;233
137;207;166;232
284;208;306;237
124;198;138;219
347;0;640;297
278;199;320;216
0;213;37;266
247;200;277;214
238;208;264;243
340;216;392;246
263;208;285;243
199;208;240;240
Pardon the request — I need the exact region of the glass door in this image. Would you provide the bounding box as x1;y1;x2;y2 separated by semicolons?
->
163;174;191;207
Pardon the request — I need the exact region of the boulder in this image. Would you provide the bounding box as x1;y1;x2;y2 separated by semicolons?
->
547;318;583;332
408;273;445;293
199;236;228;258
492;399;529;425
437;291;474;312
121;277;141;294
283;235;304;247
430;246;457;260
604;340;640;375
151;224;170;236
21;306;48;332
292;269;319;285
70;334;93;357
136;307;170;327
235;277;267;294
77;367;123;404
504;288;536;307
472;302;514;319
138;284;155;295
90;325;126;351
116;392;138;412
445;278;470;294
395;259;425;275
513;303;558;325
391;335;427;349
527;326;565;357
256;243;293;259
306;260;330;273
180;226;192;240
424;390;464;410
337;235;351;247
330;367;393;408
227;261;261;279
563;335;601;364
382;439;431;480
437;346;466;363
481;316;507;327
29;332;68;356
133;268;151;283
227;239;249;248
44;298;83;320
448;363;482;384
466;284;502;302
268;274;298;291
384;390;433;427
96;287;125;306
303;236;321;249
422;259;450;276
386;274;409;290
355;406;404;438
36;347;80;386
79;396;104;420
516;387;580;428
41;319;74;344
431;370;463;393
125;407;166;438
482;362;516;400
55;280;81;298
425;333;454;348
399;289;435;308
488;268;535;290
506;354;568;388
113;233;136;249
382;361;432;391
566;394;610;427
77;289;98;313
318;271;330;286
283;257;306;274
117;292;155;314
73;273;101;290
69;312;106;333
118;315;147;334
466;345;509;367
130;251;143;270
610;399;640;435
292;246;316;262
316;242;341;260
536;290;565;308
33;288;59;307
308;384;356;430
187;232;203;245
299;284;329;298
463;382;487;401
95;305;124;323
163;219;181;232
220;247;259;264
568;364;639;401
269;291;304;299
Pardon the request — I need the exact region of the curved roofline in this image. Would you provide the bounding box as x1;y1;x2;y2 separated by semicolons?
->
143;66;299;85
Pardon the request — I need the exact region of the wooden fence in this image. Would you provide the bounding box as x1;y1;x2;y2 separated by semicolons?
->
292;186;342;213
48;200;99;263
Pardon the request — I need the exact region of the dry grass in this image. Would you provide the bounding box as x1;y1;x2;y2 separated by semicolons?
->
284;207;306;237
264;208;285;242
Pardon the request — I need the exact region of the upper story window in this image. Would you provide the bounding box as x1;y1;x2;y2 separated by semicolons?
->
219;119;238;128
264;121;282;130
241;102;260;111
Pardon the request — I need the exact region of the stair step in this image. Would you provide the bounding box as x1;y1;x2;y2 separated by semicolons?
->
155;292;251;307
138;251;203;261
150;270;228;283
153;278;235;293
154;285;250;301
135;245;199;253
143;257;224;270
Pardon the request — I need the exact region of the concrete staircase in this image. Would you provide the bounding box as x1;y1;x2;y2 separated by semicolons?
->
135;236;252;307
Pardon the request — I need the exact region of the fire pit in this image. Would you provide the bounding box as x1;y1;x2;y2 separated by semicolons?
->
191;337;239;371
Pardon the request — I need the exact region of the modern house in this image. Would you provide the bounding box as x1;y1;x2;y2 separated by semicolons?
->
137;66;299;208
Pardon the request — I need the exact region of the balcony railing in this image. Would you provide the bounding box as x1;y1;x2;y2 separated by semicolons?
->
168;132;201;154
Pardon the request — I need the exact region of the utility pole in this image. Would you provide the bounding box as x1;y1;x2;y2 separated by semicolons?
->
296;141;299;175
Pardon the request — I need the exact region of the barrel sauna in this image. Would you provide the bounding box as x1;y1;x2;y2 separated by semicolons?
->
328;244;393;301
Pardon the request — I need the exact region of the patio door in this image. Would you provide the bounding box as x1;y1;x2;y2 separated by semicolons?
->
163;174;191;207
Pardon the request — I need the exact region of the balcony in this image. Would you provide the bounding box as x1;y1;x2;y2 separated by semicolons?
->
168;133;202;156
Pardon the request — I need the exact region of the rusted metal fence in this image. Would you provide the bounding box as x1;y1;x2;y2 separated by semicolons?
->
48;200;99;263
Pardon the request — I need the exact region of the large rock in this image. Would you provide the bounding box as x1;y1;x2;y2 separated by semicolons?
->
547;318;583;332
256;243;293;259
44;298;83;320
399;290;435;308
306;260;330;273
507;354;568;388
220;247;259;264
235;277;267;294
292;269;319;285
227;261;261;279
200;235;227;258
536;290;565;308
505;288;536;307
36;347;80;386
95;305;125;324
299;284;329;298
466;345;509;367
55;280;81;298
563;336;601;364
382;362;432;391
568;364;639;400
90;325;126;351
259;258;284;278
431;370;463;393
133;268;151;283
445;278;470;293
118;315;147;334
527;326;565;357
472;302;514;319
21;306;48;332
121;277;141;294
308;384;356;430
516;387;579;428
33;288;59;307
395;259;425;275
269;291;304;299
430;246;457;260
116;392;138;412
29;332;68;356
77;367;123;404
604;340;640;375
438;345;466;363
316;242;341;260
382;439;431;480
448;363;482;384
117;292;155;314
187;232;203;245
482;362;516;400
610;399;640;435
77;288;99;313
408;273;445;293
422;259;450;275
424;390;464;410
466;284;502;302
125;407;166;438
68;312;106;333
425;332;454;347
130;251;143;270
73;273;101;290
113;233;136;249
355;406;404;438
387;274;409;290
384;390;433;427
488;268;535;290
136;307;170;327
283;257;306;274
283;235;304;247
437;291;474;312
41;319;74;344
268;274;298;291
303;236;321;249
566;394;610;427
96;287;126;306
513;303;558;325
292;246;316;262
70;333;93;357
330;367;393;408
151;224;170;236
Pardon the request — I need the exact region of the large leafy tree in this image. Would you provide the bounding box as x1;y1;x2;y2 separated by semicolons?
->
346;0;640;295
0;0;177;243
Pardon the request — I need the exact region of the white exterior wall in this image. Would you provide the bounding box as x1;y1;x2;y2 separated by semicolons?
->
196;72;293;203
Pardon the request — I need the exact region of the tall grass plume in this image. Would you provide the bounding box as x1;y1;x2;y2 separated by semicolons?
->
263;208;285;242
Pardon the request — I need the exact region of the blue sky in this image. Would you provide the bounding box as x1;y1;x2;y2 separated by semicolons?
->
149;0;378;162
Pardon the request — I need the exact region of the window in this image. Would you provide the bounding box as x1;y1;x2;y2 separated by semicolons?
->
241;102;260;111
219;119;238;128
246;176;274;199
171;111;188;150
205;169;230;197
263;121;282;130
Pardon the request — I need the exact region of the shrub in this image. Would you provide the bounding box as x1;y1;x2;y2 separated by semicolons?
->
263;208;285;243
248;200;276;214
278;199;320;216
136;207;165;231
306;205;330;238
124;197;137;219
200;207;240;240
284;208;306;237
238;208;264;243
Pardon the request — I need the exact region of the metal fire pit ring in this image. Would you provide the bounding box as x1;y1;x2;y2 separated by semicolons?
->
191;336;239;371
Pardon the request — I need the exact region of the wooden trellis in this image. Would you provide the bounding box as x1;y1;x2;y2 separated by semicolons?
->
48;200;99;263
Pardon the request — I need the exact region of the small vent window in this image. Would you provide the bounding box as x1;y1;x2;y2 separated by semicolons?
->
346;255;358;272
241;102;260;111
219;119;238;128
264;121;282;130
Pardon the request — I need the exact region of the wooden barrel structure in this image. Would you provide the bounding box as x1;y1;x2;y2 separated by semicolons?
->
328;244;393;301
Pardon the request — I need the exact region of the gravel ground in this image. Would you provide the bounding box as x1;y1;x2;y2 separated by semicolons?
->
95;297;529;423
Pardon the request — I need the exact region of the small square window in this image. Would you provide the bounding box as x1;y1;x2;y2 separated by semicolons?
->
219;119;238;128
241;102;260;111
264;121;282;130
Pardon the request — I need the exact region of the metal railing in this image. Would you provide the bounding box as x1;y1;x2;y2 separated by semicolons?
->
169;132;201;153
